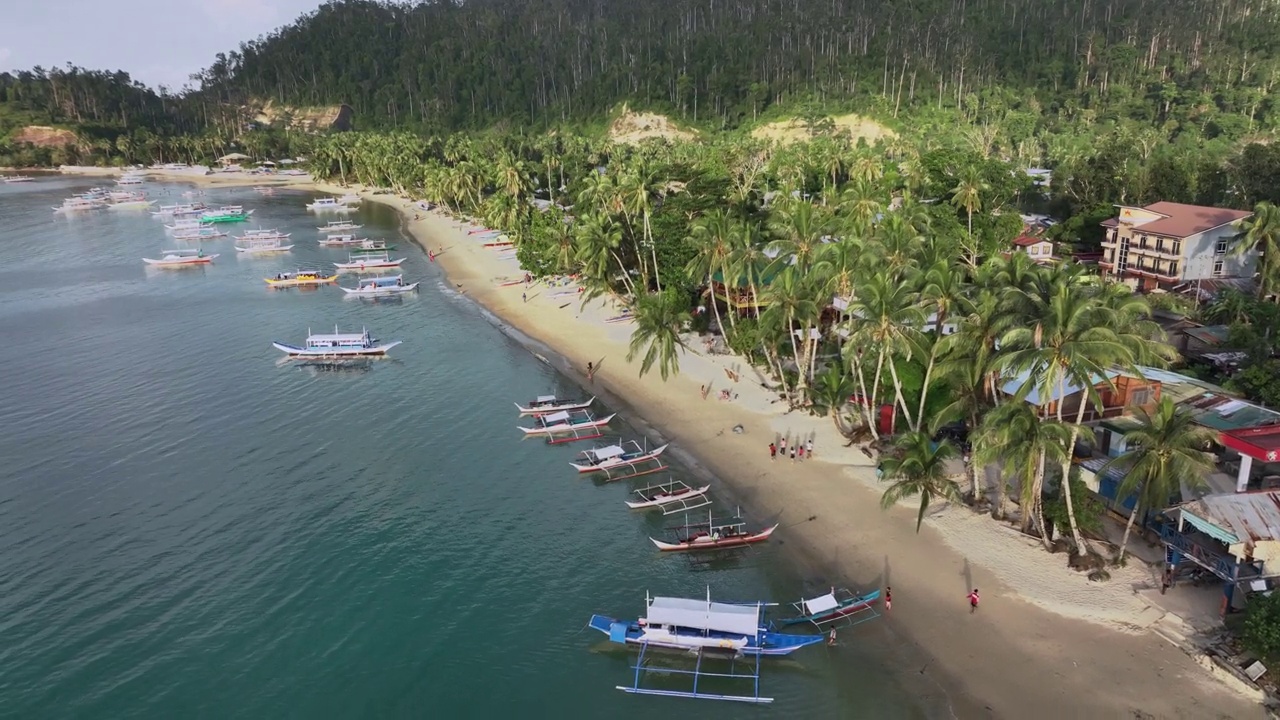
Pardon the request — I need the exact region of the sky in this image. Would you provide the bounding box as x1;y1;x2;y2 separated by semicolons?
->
0;0;326;91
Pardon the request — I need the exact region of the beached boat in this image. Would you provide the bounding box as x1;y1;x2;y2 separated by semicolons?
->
590;592;823;659
3;175;34;183
514;394;595;415
117;174;145;186
338;193;361;206
265;270;338;287
318;220;362;232
340;275;419;296
272;326;401;357
570;440;669;477
333;250;405;271
234;236;294;254
625;479;711;513
518;409;616;438
142;248;218;266
650;512;778;552
777;588;882;628
201;206;253;223
53;197;105;213
306;197;355;211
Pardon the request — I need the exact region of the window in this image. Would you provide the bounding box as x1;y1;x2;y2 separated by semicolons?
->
1214;259;1225;277
1170;239;1181;255
1216;238;1229;255
1130;388;1153;406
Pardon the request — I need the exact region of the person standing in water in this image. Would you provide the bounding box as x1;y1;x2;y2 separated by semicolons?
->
884;587;891;612
586;361;594;382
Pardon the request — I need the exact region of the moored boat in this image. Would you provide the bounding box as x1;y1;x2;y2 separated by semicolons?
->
306;197;355;211
518;409;616;438
3;174;34;183
515;394;595;415
201;205;253;223
650;512;777;552
172;227;228;240
625;480;711;512
340;275;419;296
272;326;401;357
333;250;405;271
234;236;294;254
317;233;366;247
777;588;882;628
265;270;338;287
570;439;668;475
318;220;362;232
142;248;218;266
53;197;104;213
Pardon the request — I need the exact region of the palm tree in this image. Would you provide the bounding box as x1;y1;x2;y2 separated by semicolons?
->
950;166;985;268
685;209;738;340
847;272;927;431
627;290;691;380
761;270;820;399
1099;398;1215;563
574;214;634;297
972;402;1072;542
811;365;858;435
879;431;963;532
1231;202;1280;301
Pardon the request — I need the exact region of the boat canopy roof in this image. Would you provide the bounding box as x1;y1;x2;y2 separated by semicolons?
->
543;411;571;423
591;445;626;460
309;331;368;342
646;596;760;636
802;593;839;615
361;276;401;286
536;394;557;403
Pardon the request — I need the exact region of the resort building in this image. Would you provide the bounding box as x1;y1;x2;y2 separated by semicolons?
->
1100;202;1255;291
1001;368;1161;423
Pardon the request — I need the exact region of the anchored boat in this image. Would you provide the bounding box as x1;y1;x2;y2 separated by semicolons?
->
306;197;356;211
651;510;777;552
777;588;882;628
201;205;253;223
333;250;405;271
318;220;363;232
142;248;218;266
234;235;294;254
518;409;615;441
265;270;337;287
515;394;595;415
272;326;401;357
625;479;711;514
570;439;669;479
340;275;419;296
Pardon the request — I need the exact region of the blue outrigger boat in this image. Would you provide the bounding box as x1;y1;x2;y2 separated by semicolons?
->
588;590;825;704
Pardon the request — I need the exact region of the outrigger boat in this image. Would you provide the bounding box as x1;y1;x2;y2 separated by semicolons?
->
333;250;405;271
625;479;711;514
3;175;34;183
306;196;355;211
201;205;253;223
165;218;212;231
142;248;218;266
234;235;294;254
172;227;227;240
587;590;825;704
273;326;401;357
152;203;206;217
776;588;882;629
652;510;778;552
571;439;669;480
518;409;615;442
318;233;367;247
514;394;595;415
318;220;362;232
340;275;419;296
265;270;337;287
53;197;104;213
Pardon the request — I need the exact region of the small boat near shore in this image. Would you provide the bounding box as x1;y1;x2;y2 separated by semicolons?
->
518;409;615;439
571;439;669;479
152;203;206;217
172;227;227;240
3;175;34;183
235;236;294;254
333;250;405;271
777;588;882;628
201;206;254;223
265;270;337;287
143;248;218;266
318;233;365;247
108;197;156;210
651;511;777;552
340;275;419;296
273;326;401;357
515;394;595;415
307;197;356;211
53;197;105;213
318;220;362;232
625;479;711;513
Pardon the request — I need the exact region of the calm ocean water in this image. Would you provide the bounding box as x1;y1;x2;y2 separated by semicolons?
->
0;178;943;718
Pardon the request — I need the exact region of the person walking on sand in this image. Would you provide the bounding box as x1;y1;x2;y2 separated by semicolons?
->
789;446;796;461
806;438;814;459
522;292;527;303
780;437;787;456
586;361;594;382
968;589;980;613
769;442;777;460
797;444;804;461
884;587;891;612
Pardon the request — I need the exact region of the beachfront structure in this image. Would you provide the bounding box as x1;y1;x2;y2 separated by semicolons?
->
1000;368;1161;423
1012;234;1054;263
1100;202;1255;291
1160;491;1280;611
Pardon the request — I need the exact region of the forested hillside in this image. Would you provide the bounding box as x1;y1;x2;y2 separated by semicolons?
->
203;0;1280;131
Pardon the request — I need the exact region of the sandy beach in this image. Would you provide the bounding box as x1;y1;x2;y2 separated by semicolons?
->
63;167;1271;717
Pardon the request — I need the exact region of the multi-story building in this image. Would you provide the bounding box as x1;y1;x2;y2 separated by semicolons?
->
1100;202;1255;291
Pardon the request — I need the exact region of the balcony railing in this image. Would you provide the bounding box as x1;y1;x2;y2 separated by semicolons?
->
1157;522;1265;582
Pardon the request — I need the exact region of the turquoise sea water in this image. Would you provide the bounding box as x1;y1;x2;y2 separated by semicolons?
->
0;179;945;718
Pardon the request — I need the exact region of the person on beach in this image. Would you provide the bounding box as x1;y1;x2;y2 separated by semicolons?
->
806;438;814;458
586;362;594;382
797;444;804;461
522;292;527;303
780;437;787;456
789;446;796;461
968;589;980;613
884;587;891;611
769;442;777;460
428;250;435;262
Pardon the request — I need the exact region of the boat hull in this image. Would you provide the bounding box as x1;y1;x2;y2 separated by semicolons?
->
651;524;778;552
265;275;337;287
514;398;595;415
518;414;616;435
234;245;295;253
777;590;882;626
340;283;419;296
587;615;824;657
272;340;401;357
572;444;668;473
142;254;218;266
333;259;406;270
626;485;710;510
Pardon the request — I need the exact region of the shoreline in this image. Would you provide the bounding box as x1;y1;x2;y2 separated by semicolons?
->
55;170;1269;717
344;189;1267;718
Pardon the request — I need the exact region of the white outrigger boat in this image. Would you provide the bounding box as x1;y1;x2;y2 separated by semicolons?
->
165;218;212;231
108;196;156;210
53;197;105;213
142;248;218;266
234;235;294;254
236;228;291;241
318;220;362;232
338;193;361;206
173;227;228;240
625;479;711;514
306;197;355;211
152;203;206;217
334;250;405;271
340;275;419;296
571;440;669;479
3;174;34;183
518;409;616;442
515;394;595;415
317;233;365;247
273;326;401;357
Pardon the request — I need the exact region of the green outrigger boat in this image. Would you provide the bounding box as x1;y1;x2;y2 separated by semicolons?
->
200;205;254;223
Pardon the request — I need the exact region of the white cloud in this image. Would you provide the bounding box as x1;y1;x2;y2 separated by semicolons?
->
200;0;280;32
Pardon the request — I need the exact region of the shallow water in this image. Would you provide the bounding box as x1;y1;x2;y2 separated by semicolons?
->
0;179;942;718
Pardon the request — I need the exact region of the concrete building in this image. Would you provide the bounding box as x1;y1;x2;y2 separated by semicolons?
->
1100;202;1255;291
1012;234;1054;264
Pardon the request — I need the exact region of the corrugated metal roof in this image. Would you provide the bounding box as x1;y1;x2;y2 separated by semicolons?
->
1180;492;1280;546
1002;368;1121;406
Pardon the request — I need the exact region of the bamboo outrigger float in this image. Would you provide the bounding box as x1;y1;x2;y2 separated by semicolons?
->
776;588;882;629
625;479;711;515
570;439;669;480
